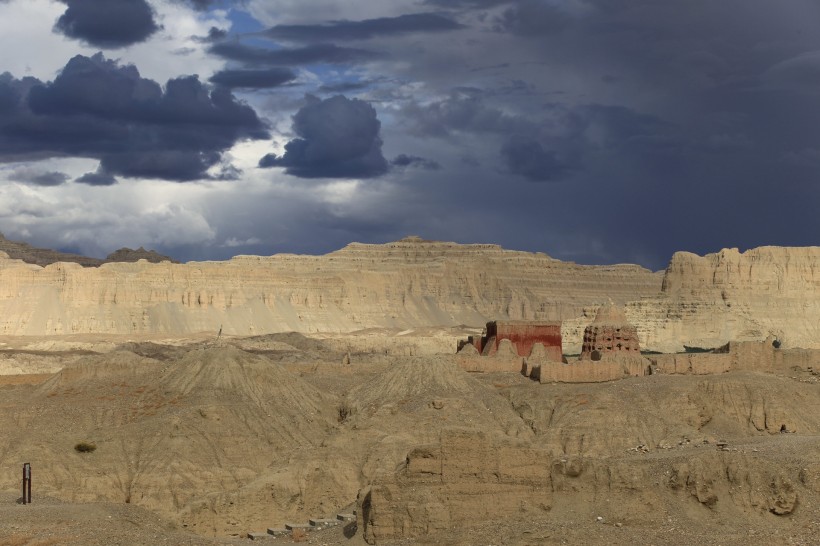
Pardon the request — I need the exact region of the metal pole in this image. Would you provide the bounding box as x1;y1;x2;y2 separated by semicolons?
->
22;463;31;504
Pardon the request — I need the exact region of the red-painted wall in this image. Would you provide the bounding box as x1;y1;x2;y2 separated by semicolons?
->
494;322;562;359
460;321;564;361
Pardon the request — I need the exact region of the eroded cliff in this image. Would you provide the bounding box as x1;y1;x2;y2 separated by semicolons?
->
631;246;820;351
3;239;820;352
0;238;661;337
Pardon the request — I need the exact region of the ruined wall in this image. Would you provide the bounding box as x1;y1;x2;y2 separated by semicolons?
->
358;429;552;544
580;324;641;358
579;304;641;360
529;355;650;383
493;321;562;359
650;353;733;375
455;339;524;373
460;320;563;362
649;339;820;375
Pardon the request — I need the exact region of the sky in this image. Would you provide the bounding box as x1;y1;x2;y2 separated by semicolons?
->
1;0;819;270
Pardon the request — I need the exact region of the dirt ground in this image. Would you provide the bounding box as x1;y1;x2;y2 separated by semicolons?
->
0;331;819;545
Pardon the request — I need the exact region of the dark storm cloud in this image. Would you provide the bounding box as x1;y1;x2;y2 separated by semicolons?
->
762;52;820;91
318;81;372;93
182;0;220;9
391;154;441;170
494;0;572;35
54;0;159;49
194;26;229;43
263;13;462;42
500;135;565;181
424;0;512;7
401;89;676;184
401;90;534;137
0;53;268;181
209;68;297;89
185;0;213;9
257;153;277;168
209;42;378;66
171;0;246;10
262;95;388;178
9;168;70;186
76;170;117;186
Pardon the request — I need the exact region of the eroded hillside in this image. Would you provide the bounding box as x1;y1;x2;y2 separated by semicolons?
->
0;336;818;545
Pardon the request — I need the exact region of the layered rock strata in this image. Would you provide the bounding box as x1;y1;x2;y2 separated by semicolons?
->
631;246;820;351
2;238;820;352
0;238;660;337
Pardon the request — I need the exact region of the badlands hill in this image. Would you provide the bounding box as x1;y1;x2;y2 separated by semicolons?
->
0;232;174;266
1;337;819;545
1;236;820;350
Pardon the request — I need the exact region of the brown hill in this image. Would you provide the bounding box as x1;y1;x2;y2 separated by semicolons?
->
0;232;174;266
0;345;339;536
105;246;177;263
0;231;105;266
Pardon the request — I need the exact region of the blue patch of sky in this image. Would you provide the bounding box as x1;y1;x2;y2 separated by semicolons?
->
225;6;266;36
214;6;369;93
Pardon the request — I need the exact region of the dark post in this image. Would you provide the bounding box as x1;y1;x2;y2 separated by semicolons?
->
22;463;31;504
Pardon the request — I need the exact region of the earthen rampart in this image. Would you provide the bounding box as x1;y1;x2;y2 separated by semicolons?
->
648;337;817;375
528;356;649;383
358;429;552;544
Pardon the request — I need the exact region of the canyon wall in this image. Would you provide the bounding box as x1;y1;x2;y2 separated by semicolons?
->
630;246;820;352
2;239;820;351
0;238;660;337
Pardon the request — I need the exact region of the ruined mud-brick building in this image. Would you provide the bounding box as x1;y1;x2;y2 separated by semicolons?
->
580;303;641;360
458;320;563;361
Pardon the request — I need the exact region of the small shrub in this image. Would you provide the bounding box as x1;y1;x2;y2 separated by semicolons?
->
338;402;354;423
74;442;97;453
291;528;307;542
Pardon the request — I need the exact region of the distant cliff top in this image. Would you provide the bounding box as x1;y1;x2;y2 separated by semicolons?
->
105;247;178;264
0;233;176;267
